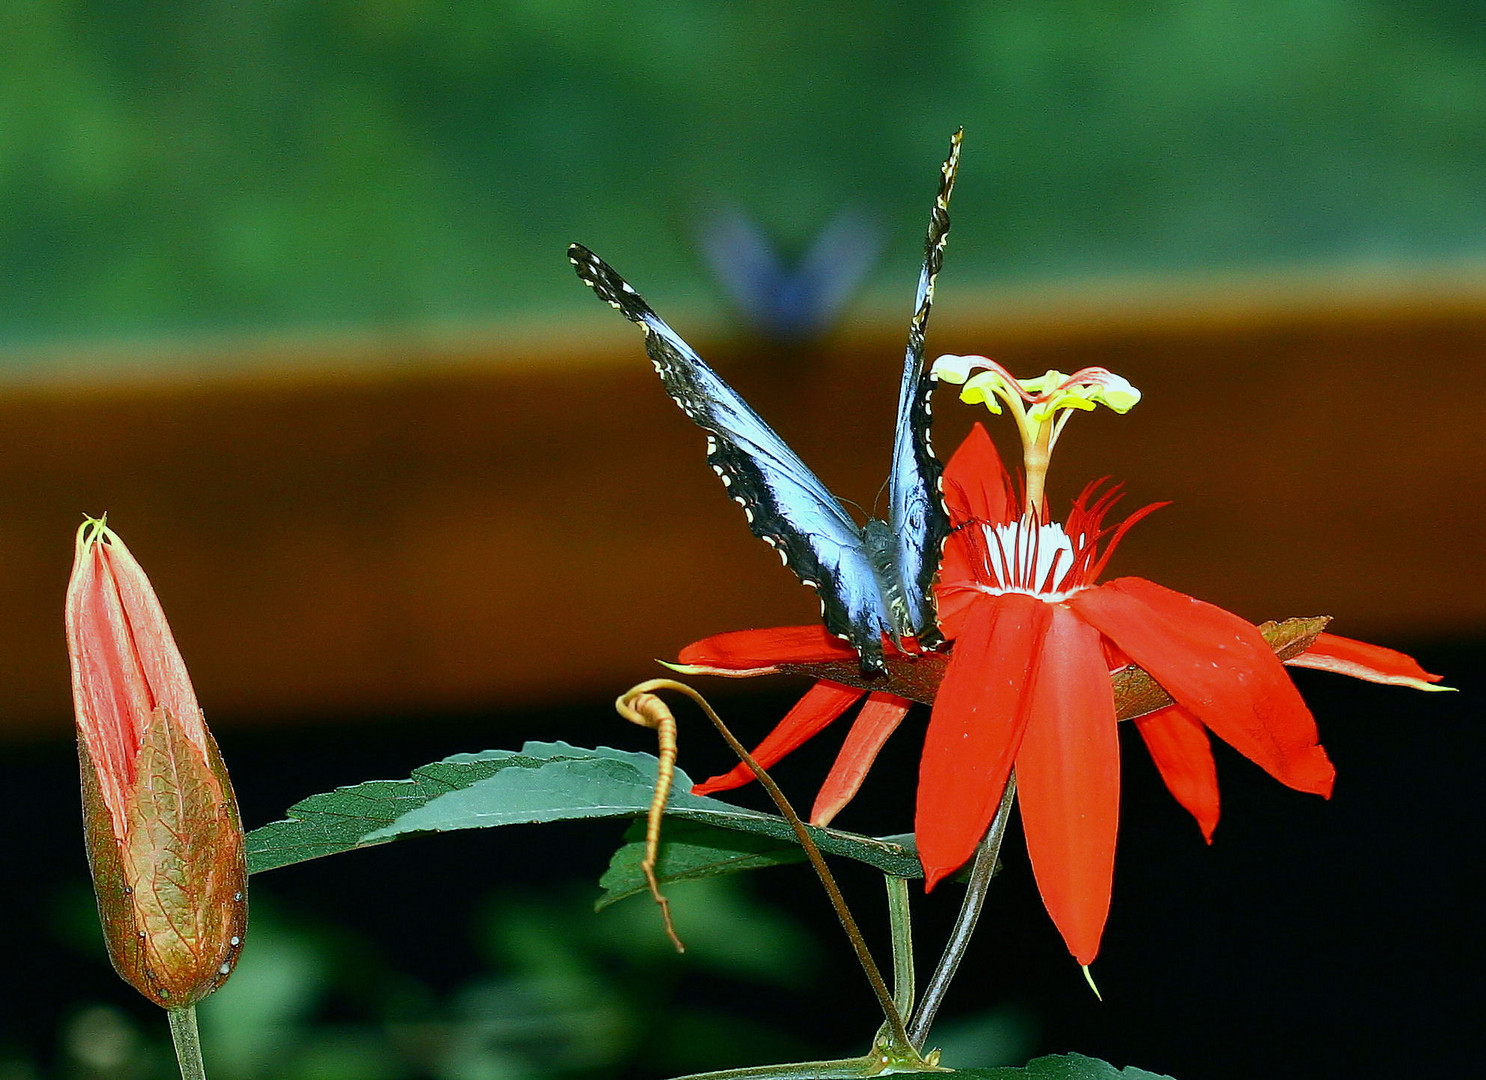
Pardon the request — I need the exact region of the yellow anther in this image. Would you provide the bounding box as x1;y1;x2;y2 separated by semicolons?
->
1093;373;1141;413
930;353;983;385
1028;371;1141;422
958;371;1010;413
1028;391;1098;424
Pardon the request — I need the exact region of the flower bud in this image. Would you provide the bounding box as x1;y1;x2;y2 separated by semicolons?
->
66;519;247;1008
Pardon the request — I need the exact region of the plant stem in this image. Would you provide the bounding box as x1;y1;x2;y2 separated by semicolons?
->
885;875;915;1022
167;1005;207;1080
908;770;1017;1050
624;680;915;1057
665;1055;892;1079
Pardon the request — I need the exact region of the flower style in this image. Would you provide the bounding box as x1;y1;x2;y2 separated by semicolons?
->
677;359;1447;970
67;518;247;1008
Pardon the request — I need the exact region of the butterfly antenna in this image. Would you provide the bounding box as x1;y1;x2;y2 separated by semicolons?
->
830;493;868;526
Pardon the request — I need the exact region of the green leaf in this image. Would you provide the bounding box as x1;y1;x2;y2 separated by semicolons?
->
659;1052;1177;1079
246;741;921;879
947;1054;1178;1080
597;819;807;909
598;820;925;910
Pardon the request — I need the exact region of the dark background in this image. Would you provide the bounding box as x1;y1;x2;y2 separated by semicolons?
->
7;637;1478;1079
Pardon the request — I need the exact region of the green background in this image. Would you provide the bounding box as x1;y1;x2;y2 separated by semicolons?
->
4;1;1485;348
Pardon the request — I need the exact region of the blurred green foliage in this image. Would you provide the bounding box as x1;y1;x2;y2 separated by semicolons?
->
2;1;1484;347
29;877;1033;1079
33;878;823;1079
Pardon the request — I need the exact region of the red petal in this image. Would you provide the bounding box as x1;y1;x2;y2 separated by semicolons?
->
916;592;1051;888
1069;578;1334;797
943;423;1015;526
1101;638;1132;671
934;531;984;639
676;626;857;674
809;693;912;827
1286;632;1450;692
99;537;204;749
1016;605;1120;967
1134;705;1220;843
933;587;977;642
66;538;154;830
691;680;864;796
65;524;208;837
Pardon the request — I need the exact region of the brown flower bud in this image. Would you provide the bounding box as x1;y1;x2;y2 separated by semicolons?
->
66;519;247;1007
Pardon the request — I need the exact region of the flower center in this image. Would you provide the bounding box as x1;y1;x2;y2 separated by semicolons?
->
971;517;1083;600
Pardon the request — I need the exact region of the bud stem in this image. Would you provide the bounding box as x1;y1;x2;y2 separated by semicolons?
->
167;1005;208;1080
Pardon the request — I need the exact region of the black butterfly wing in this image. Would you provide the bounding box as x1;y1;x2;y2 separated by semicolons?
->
885;129;961;649
568;243;893;675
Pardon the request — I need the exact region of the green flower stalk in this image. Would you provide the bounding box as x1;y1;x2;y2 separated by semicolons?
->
65;518;247;1025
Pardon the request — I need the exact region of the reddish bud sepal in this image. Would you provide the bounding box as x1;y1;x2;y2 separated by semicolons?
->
67;520;247;1008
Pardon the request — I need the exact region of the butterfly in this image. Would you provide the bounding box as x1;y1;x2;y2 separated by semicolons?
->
569;129;962;678
695;201;882;341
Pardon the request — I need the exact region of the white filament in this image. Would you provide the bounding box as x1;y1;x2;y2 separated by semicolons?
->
975;519;1080;599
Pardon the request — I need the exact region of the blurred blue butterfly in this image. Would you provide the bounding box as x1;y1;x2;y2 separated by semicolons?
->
569;130;962;678
696;202;882;341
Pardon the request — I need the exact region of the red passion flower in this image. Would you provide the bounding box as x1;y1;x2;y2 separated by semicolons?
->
677;361;1447;969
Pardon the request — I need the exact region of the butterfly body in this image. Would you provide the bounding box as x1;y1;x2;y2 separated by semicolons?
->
570;131;962;678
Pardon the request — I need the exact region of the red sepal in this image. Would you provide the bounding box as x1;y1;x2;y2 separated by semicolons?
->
1286;632;1448;691
1134;705;1220;843
942;422;1016;526
677;625;858;672
810;693;911;827
1069;577;1334;798
691;680;864;796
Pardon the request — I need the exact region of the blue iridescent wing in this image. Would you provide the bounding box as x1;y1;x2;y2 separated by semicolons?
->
568;243;893;675
885;129;961;649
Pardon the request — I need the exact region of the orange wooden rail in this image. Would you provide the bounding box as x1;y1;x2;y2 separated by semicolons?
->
3;264;1482;736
